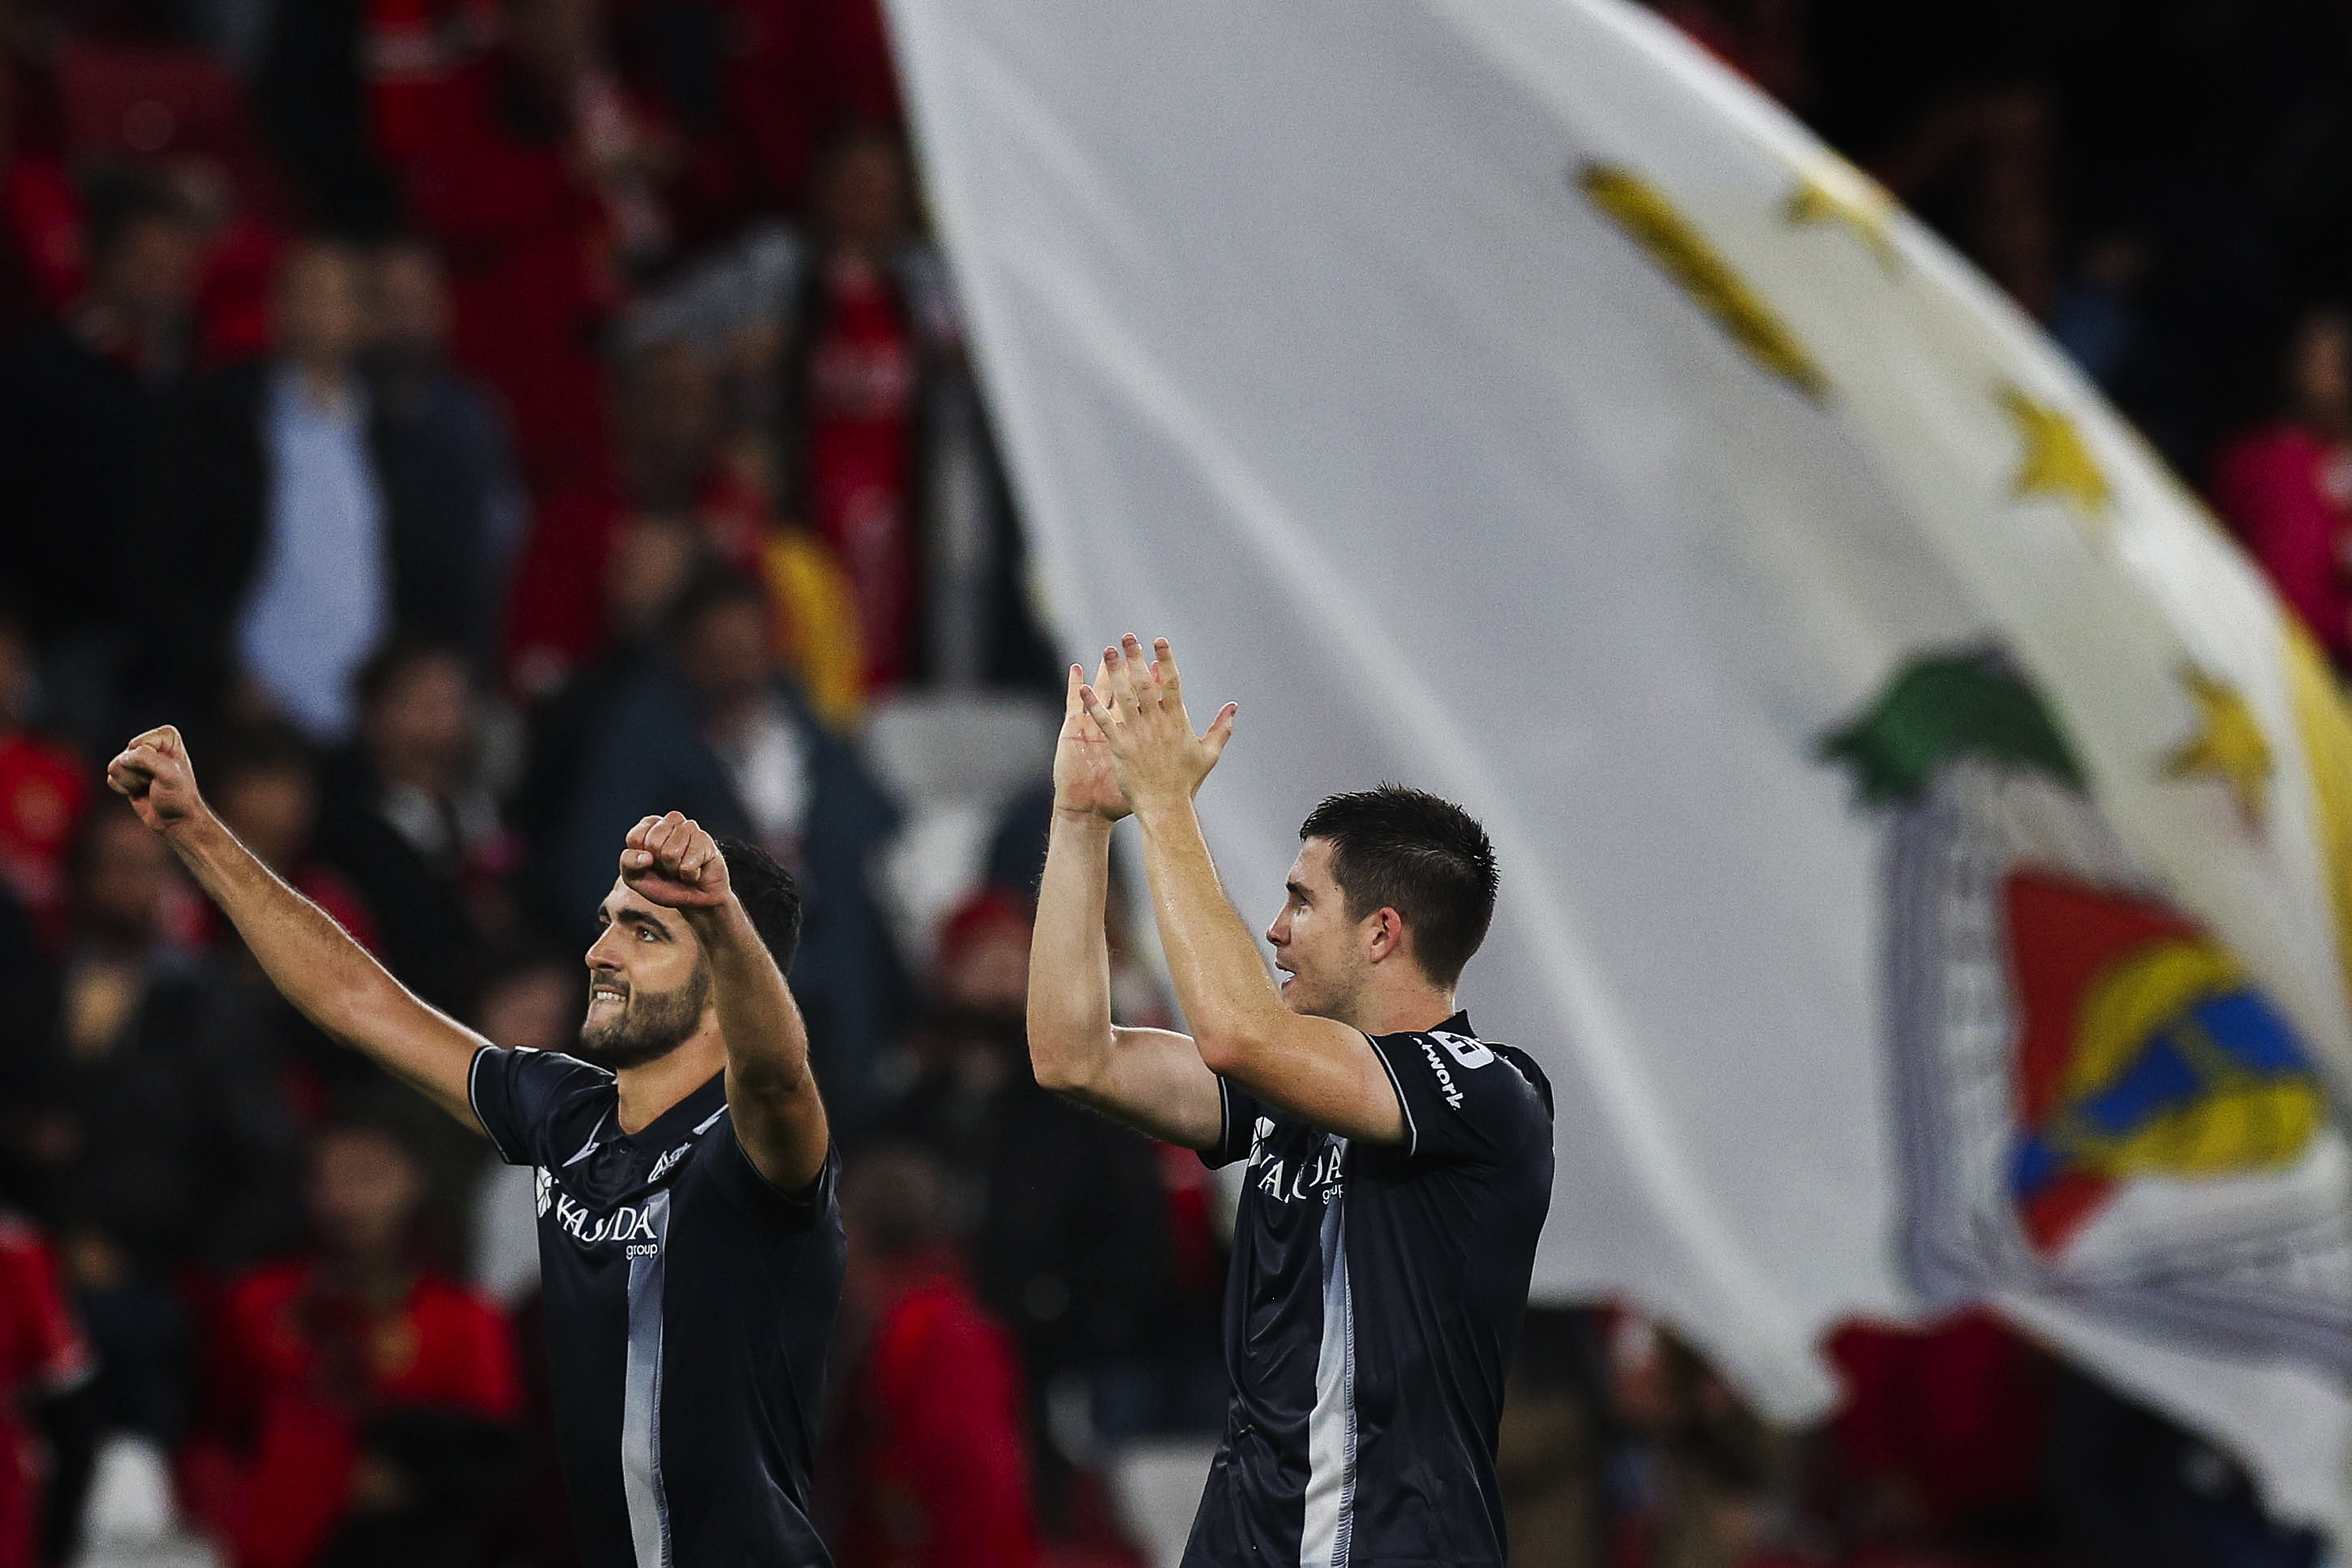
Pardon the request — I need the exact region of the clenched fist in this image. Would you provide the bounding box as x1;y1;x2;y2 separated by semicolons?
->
621;812;733;909
106;727;209;834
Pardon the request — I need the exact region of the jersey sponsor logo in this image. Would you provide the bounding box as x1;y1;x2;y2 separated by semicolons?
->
548;1188;664;1253
1255;1132;1347;1205
1421;1037;1470;1109
1431;1029;1494;1070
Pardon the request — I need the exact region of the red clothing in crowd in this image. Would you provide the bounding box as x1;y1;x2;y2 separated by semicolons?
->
0;155;82;320
705;0;900;215
393;53;618;496
2212;423;2352;661
834;1252;1038;1568
190;1261;520;1568
0;1218;90;1568
806;260;918;691
0;732;88;943
1826;1312;2053;1536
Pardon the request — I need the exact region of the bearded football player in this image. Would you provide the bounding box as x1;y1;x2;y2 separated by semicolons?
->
108;726;842;1566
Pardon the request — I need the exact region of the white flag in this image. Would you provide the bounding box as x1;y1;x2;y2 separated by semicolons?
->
884;0;2352;1531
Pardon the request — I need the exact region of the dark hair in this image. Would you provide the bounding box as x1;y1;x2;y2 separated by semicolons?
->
665;563;768;642
353;630;471;713
208;720;316;789
712;832;802;973
1299;784;1498;988
82;170;198;263
841;1141;948;1257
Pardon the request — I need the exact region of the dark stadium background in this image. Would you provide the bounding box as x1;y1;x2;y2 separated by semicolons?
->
1;0;2349;1563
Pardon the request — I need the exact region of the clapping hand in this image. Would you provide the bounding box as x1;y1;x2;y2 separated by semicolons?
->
1077;635;1237;818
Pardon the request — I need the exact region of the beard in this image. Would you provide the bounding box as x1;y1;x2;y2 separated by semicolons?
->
577;964;712;1071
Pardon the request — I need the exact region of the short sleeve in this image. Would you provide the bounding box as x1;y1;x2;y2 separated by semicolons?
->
1199;1076;1265;1169
1365;1028;1552;1165
469;1046;609;1166
707;1123;841;1234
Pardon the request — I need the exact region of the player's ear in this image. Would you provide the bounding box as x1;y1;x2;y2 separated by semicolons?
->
1365;906;1408;965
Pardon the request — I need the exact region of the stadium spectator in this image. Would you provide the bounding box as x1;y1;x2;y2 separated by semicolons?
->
2047;1363;2324;1568
453;945;579;1566
0;171;204;750
1494;1307;1610;1568
0;608;90;946
502;321;864;715
1823;1312;2058;1557
783;127;923;692
656;0;900;224
389;0;669;494
1;807;302;1446
874;891;1185;1524
200;723;379;958
553;563;902;1123
132;238;389;741
187;1115;519;1568
617;332;864;720
496;320;753;696
0;1214;95;1568
248;0;404;238
1606;1312;1801;1568
366;238;527;672
316;637;515;1012
828;1141;1038;1568
772;127;1052;697
510;512;700;923
1873;80;2061;320
2211;305;2352;664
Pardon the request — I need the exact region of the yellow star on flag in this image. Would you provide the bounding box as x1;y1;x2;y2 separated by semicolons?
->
1998;384;2112;525
1782;174;1901;274
2165;665;2272;830
1580;163;1830;406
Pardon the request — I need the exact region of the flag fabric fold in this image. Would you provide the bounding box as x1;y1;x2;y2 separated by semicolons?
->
884;0;2352;1529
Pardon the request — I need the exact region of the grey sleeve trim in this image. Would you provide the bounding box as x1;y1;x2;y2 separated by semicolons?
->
468;1045;522;1164
1366;1032;1420;1157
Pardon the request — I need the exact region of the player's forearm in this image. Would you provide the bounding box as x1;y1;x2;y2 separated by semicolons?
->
1131;798;1288;1074
1027;809;1120;1093
166;811;419;1043
684;899;815;1100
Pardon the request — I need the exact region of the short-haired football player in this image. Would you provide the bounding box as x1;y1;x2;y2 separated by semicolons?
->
1028;637;1554;1568
108;727;841;1566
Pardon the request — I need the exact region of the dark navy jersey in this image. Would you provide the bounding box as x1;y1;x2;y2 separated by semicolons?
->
1186;1013;1554;1568
470;1045;845;1568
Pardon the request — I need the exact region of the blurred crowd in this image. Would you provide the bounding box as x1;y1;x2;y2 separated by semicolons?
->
1668;0;2352;668
0;0;2340;1565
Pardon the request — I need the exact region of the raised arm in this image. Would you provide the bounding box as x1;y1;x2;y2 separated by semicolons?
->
106;727;489;1129
620;814;828;1190
1027;662;1228;1150
1084;638;1406;1145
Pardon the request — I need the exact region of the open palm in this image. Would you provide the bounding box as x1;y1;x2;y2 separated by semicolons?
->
1055;660;1130;820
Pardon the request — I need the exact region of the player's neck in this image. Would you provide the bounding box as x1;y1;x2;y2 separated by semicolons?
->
1344;982;1460;1039
615;1030;729;1135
